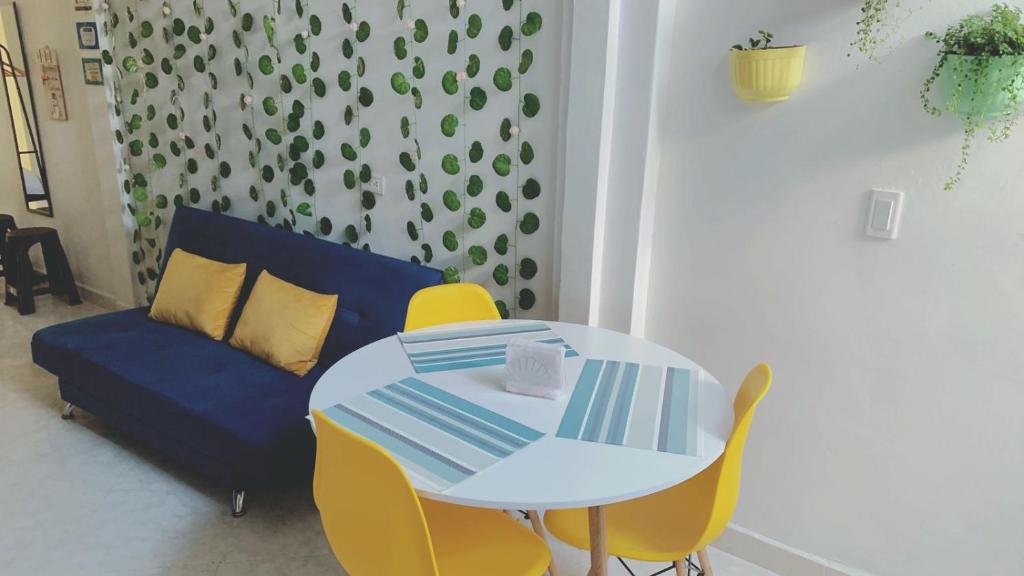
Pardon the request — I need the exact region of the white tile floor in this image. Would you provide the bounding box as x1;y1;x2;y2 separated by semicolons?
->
0;296;777;576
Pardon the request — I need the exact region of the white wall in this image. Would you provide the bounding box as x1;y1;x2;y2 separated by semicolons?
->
644;1;1024;574
557;0;618;325
557;0;675;333
593;0;662;334
0;0;133;308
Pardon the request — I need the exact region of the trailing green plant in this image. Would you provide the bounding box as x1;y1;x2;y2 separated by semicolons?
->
921;3;1024;190
853;0;899;60
732;30;774;51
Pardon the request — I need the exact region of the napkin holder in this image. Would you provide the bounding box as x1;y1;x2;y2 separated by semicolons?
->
504;337;566;400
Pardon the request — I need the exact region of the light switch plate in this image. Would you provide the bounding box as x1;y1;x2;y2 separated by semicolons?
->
866;189;904;240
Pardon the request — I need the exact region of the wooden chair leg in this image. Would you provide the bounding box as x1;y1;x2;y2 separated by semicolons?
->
587;506;608;576
697;549;714;576
673;559;686;576
526;510;560;576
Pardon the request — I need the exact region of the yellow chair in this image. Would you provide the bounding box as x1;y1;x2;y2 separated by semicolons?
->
312;410;552;576
403;283;560;574
404;283;501;332
543;364;773;576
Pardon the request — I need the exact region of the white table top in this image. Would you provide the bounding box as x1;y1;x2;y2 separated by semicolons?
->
309;320;733;511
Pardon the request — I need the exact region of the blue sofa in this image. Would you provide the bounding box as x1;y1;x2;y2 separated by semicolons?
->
32;207;442;515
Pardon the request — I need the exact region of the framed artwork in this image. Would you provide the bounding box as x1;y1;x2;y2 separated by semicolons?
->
76;21;99;50
73;0;92;12
82;58;103;85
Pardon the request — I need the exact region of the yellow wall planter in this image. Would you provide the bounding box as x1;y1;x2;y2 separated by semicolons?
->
730;46;807;103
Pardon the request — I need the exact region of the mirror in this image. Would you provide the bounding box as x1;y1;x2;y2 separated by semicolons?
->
0;1;52;217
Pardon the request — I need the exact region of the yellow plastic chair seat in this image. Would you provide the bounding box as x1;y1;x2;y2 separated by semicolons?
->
544;364;772;567
544;472;712;563
312;409;551;576
404;283;500;332
423;500;552;576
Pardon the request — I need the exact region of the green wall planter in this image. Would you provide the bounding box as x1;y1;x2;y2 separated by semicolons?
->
939;55;1024;118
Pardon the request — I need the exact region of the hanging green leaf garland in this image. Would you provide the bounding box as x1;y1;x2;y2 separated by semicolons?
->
337;2;361;250
258;0;295;229
256;5;277;224
290;0;321;236
194;0;231;216
100;1;150;294
159;2;191;214
435;6;460;285
513;3;543;315
441;3;467;285
340;1;374;251
461;6;489;284
393;4;432;265
181;1;208;213
128;0;164;295
310;5;330;237
96;0;552;315
236;3;269;221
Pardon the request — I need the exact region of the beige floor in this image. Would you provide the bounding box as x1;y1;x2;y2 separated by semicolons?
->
0;295;777;576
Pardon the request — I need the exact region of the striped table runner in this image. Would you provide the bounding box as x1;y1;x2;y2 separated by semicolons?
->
556;359;703;457
398;322;579;374
322;377;544;491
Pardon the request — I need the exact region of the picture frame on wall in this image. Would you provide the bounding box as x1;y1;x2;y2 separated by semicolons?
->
76;21;99;50
82;58;103;85
73;0;92;11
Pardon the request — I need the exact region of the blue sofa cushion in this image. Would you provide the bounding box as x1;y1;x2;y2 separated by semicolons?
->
33;308;323;487
160;207;443;363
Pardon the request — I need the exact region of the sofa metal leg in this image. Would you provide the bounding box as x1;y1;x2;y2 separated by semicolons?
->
231;490;247;517
61;402;75;420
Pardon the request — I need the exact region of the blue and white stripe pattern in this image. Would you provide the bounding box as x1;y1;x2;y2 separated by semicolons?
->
322;377;544;491
399;322;579;374
556;359;703;457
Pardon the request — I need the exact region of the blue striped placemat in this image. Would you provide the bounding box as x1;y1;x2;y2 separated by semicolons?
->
322;377;544;491
556;359;702;457
398;322;579;374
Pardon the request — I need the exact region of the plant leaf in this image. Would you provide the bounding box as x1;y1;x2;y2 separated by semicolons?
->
442;230;459;252
492;153;512;176
391;72;411;95
494;233;509;255
443;189;461;211
521;12;543;36
493;67;513;91
467;245;487;265
442;70;459;94
442;154;460;175
467;207;486;229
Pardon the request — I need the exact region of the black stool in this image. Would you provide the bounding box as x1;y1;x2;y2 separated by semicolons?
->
3;227;82;315
0;214;15;278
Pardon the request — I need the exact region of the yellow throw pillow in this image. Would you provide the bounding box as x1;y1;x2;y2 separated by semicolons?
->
229;271;338;377
149;249;247;341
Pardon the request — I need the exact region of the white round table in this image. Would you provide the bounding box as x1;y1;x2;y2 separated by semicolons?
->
310;320;733;576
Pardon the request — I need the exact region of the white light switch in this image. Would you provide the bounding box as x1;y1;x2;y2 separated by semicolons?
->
866;189;904;240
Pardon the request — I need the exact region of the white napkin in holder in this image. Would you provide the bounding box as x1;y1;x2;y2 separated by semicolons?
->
504;337;566;399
